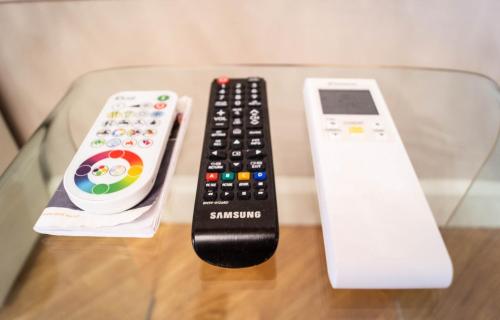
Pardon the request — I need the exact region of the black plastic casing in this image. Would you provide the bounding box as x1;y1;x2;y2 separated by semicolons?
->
191;78;279;268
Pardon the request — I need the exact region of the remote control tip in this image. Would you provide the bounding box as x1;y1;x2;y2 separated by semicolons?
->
192;229;278;268
217;76;229;85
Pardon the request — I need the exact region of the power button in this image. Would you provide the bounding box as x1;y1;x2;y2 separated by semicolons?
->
217;76;229;85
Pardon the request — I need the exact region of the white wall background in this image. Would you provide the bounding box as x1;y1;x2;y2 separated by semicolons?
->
0;0;499;141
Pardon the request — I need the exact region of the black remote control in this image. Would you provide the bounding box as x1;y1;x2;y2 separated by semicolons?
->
192;76;279;268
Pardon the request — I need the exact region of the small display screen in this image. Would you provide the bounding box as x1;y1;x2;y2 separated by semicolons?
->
319;90;378;115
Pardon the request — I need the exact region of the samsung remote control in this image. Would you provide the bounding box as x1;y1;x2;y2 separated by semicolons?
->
63;91;178;214
192;77;279;268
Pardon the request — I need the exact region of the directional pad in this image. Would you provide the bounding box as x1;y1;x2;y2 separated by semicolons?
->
246;149;265;159
208;150;226;160
231;139;243;149
230;161;243;171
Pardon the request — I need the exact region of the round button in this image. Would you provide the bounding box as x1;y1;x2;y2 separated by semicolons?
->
109;149;125;159
151;111;163;118
96;129;110;136
106;138;121;148
112;128;126;137
157;95;169;101
92;184;109;194
139;138;153;148
217;76;229;85
124;111;135;118
91;139;106;148
127;128;141;136
103;120;116;127
110;165;126;177
76;165;92;176
92;165;109;176
149;119;160;126
128;165;143;177
122;139;136;148
143;129;156;137
107;111;122;119
154;103;167;110
134;119;146;126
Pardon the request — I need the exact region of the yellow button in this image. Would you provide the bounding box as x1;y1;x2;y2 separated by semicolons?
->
349;126;364;134
238;172;251;181
127;165;143;177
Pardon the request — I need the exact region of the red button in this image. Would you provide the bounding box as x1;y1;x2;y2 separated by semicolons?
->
205;172;219;182
154;102;166;110
217;76;229;85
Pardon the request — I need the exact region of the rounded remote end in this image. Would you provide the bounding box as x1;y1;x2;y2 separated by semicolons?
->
192;228;278;268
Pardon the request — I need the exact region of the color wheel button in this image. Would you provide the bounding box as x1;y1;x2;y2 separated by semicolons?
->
76;165;91;176
128;166;143;177
109;150;125;159
92;184;109;194
110;165;126;177
74;150;143;195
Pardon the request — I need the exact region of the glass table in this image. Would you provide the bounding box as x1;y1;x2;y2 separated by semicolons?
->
0;66;499;319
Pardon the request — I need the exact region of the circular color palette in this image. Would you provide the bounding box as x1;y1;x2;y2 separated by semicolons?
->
74;150;143;195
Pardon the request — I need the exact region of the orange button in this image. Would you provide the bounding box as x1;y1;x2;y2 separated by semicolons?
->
205;172;219;182
237;172;251;181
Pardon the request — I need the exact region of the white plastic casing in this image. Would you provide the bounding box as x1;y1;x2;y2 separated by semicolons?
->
63;91;178;214
303;78;453;289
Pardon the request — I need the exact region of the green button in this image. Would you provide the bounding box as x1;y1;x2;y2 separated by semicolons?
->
92;184;109;194
221;172;235;181
91;139;105;148
158;95;169;101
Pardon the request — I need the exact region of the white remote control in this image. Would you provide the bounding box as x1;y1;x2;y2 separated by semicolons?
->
63;91;178;214
304;78;453;288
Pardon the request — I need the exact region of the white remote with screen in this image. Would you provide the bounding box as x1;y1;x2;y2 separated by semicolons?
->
303;78;453;289
63;91;178;214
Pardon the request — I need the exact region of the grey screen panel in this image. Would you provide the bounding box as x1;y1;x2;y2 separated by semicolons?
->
319;90;378;115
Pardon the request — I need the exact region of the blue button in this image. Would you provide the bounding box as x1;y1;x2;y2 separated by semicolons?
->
253;171;267;181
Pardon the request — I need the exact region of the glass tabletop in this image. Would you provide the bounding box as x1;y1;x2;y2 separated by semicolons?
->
0;65;499;319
